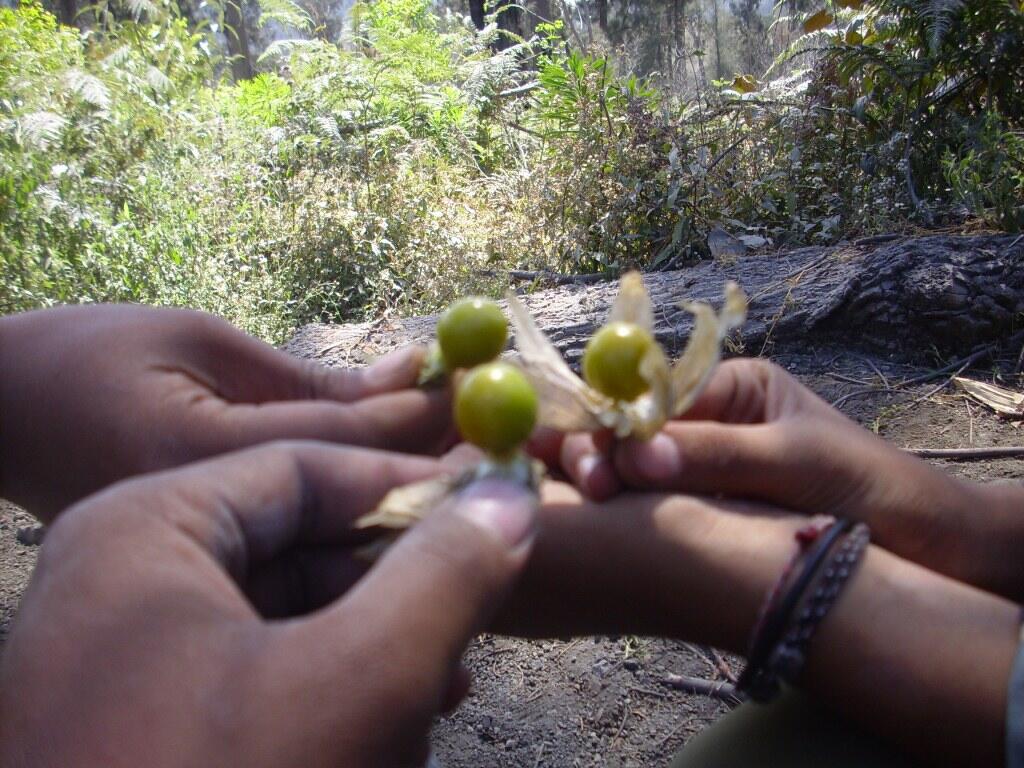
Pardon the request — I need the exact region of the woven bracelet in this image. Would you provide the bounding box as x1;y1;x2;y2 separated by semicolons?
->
769;522;871;687
737;518;855;702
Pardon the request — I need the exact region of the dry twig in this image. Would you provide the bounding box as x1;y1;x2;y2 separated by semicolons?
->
660;674;741;705
905;446;1024;460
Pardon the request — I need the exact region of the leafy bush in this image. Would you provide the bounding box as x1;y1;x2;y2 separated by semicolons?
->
2;0;1022;343
944;114;1024;232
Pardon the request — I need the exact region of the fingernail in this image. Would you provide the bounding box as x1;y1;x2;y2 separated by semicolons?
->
364;347;419;388
576;453;601;482
631;433;682;482
454;479;537;548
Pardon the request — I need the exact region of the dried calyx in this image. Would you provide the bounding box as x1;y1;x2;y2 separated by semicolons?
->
356;272;747;551
508;271;747;440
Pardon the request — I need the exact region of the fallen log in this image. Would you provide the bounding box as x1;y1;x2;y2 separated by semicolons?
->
287;234;1024;366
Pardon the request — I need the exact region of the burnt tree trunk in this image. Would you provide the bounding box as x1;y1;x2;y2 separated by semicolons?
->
58;0;77;26
287;235;1024;366
597;0;608;32
468;0;485;28
468;0;522;47
224;0;254;82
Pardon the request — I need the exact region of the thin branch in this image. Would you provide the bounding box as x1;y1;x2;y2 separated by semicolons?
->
831;387;885;409
908;360;971;406
660;674;741;705
905;446;1024;460
496;81;540;98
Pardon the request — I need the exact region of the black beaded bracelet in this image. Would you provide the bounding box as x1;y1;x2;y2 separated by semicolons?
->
737;518;856;702
770;522;871;686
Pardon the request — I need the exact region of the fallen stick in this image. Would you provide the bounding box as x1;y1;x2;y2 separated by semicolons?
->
660;674;741;705
905;446;1024;460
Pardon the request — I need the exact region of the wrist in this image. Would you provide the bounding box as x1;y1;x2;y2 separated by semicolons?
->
510;487;801;646
959;479;1024;600
649;500;804;653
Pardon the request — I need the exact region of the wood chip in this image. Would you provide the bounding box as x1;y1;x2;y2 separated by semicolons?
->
953;377;1024;419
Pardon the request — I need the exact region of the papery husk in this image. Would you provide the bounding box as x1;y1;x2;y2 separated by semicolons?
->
506;290;612;434
352;455;544;559
508;272;747;439
669;281;748;417
953;377;1024;418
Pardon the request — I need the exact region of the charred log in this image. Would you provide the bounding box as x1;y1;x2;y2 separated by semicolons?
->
287;235;1024;366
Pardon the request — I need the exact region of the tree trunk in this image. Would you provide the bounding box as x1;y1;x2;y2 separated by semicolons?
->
286;235;1024;365
224;0;255;82
469;0;485;29
596;0;608;33
58;0;77;26
712;0;723;79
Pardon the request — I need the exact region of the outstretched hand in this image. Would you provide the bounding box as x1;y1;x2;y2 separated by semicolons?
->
0;442;536;768
537;358;1019;596
0;305;455;522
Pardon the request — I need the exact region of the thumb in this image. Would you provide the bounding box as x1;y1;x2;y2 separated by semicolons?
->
332;478;537;692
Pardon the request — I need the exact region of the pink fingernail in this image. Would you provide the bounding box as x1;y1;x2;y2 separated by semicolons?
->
576;454;602;483
634;433;682;481
455;480;537;548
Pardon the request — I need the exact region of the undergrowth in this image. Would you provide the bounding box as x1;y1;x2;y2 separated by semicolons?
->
1;0;1020;341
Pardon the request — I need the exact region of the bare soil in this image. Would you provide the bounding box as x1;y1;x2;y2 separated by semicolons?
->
2;343;1021;767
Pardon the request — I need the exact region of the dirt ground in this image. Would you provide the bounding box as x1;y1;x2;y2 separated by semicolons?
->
2;343;1022;767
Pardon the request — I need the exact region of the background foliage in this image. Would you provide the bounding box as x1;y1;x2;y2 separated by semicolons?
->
1;0;1021;340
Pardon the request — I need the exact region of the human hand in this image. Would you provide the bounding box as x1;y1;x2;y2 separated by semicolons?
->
0;305;454;522
538;358;1020;596
505;481;1018;768
0;442;536;768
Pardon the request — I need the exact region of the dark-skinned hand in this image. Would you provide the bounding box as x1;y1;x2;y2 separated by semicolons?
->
0;305;454;523
0;442;536;768
534;357;1024;599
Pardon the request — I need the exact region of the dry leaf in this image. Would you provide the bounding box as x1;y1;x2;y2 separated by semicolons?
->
352;457;544;557
732;74;758;93
508;272;747;439
953;377;1024;418
803;8;834;33
507;290;611;433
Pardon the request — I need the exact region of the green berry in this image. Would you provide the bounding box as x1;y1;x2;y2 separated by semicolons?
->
455;362;538;457
437;297;508;371
581;322;656;402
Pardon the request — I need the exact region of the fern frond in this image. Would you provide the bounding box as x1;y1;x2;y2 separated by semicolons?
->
17;111;68;150
765;29;836;76
314;113;341;140
257;37;319;63
101;45;132;68
145;66;172;94
461;43;528;105
256;0;313;32
122;0;157;21
64;68;111;110
921;0;963;52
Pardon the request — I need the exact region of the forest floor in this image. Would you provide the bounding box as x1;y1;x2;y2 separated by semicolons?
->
1;342;1022;767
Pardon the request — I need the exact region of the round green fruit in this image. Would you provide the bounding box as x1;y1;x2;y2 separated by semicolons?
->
436;297;508;371
581;321;656;402
455;362;538;457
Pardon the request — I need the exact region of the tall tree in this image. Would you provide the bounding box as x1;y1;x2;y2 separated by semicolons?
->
57;0;77;26
224;0;254;81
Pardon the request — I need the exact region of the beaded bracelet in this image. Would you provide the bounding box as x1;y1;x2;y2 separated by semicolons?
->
737;518;870;702
769;522;871;686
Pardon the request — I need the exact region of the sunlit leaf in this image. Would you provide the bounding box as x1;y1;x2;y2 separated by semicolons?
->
732;74;758;93
803;9;834;33
64;68;111;110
